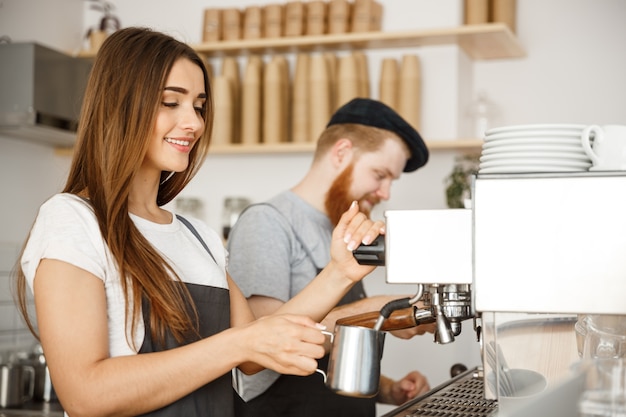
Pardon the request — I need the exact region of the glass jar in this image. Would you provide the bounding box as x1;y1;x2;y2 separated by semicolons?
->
222;197;251;240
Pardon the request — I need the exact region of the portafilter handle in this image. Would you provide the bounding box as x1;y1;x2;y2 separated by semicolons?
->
352;235;385;266
336;307;423;331
335;307;436;332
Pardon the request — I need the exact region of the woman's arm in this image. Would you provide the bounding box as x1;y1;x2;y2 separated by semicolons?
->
34;259;325;417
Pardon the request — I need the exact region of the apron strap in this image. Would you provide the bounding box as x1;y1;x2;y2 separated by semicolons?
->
176;214;217;264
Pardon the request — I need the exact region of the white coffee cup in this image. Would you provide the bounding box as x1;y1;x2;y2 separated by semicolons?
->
488;368;547;414
581;124;626;171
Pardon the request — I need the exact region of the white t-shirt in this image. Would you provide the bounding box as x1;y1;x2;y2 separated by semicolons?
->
21;193;228;357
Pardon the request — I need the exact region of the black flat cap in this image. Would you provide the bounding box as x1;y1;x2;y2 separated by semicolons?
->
326;98;429;172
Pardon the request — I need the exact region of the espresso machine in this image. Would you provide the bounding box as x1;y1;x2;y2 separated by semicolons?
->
364;172;626;417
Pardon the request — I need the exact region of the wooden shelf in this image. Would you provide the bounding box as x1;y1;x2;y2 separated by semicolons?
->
192;23;524;60
55;139;483;157
68;24;516;156
208;139;482;154
77;23;524;60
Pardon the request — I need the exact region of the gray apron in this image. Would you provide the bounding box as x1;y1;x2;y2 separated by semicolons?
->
137;215;234;417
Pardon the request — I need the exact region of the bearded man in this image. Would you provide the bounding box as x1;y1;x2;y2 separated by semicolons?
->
227;98;431;417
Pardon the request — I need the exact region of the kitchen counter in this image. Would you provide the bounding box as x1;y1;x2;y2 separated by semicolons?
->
0;400;63;417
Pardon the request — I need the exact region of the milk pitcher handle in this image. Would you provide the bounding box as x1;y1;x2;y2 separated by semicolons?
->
315;369;328;382
315;330;334;382
581;125;602;166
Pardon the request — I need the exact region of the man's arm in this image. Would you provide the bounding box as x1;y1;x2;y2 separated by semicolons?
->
247;295;285;319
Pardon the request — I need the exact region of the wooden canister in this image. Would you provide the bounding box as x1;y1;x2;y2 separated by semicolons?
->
276;56;290;142
89;30;108;53
328;0;351;34
308;54;332;143
240;56;263;145
490;0;517;33
243;6;263;39
284;1;305;37
292;53;310;143
464;0;489;25
351;0;382;32
221;57;240;89
379;58;399;110
222;8;242;41
210;75;233;146
202;9;222;42
370;1;383;31
220;57;240;144
306;1;328;36
263;56;288;144
264;4;284;38
352;51;370;98
336;54;360;108
398;54;421;130
204;59;214;83
324;52;338;111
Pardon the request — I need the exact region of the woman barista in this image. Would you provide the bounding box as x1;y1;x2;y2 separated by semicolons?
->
14;27;385;417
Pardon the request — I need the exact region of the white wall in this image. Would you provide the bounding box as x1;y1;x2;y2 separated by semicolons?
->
1;0;625;414
0;0;85;53
474;0;626;126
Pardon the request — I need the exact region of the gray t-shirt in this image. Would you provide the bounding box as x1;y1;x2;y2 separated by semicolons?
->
226;191;365;400
227;190;333;301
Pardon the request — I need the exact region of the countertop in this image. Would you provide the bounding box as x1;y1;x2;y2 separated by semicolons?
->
0;400;63;417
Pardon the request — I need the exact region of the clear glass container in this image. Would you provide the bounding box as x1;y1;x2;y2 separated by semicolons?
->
578;358;626;417
467;91;499;139
222;197;251;240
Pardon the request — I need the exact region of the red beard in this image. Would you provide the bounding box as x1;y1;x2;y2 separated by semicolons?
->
325;163;374;226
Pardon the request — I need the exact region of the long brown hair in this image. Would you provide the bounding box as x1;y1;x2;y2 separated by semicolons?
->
14;27;214;348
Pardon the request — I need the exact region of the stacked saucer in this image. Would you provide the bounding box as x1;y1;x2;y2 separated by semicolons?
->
479;124;592;174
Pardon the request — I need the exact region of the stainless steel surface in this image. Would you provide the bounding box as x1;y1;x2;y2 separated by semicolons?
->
485;342;515;397
325;324;385;397
473;172;626;315
0;399;63;417
384;209;472;285
481;313;579;401
381;367;497;417
0;42;92;146
383;209;475;343
0;365;34;408
425;283;473;344
380;172;626;414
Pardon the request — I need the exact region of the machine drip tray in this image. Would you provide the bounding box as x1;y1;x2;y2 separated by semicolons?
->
382;367;497;417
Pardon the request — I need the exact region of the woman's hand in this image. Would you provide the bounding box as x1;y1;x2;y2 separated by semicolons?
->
237;314;327;376
330;201;385;283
